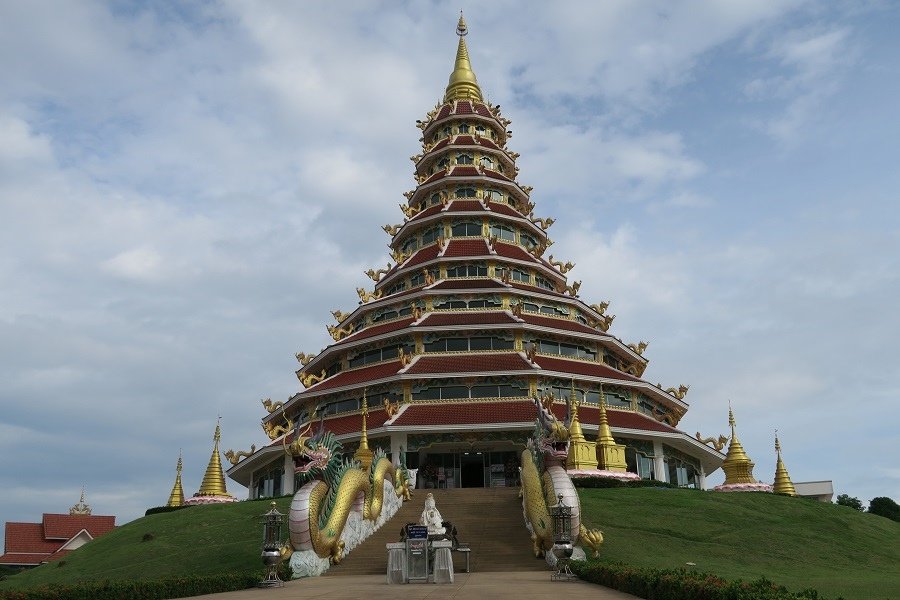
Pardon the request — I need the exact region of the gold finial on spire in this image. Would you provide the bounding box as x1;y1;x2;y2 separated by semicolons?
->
772;431;798;496
355;388;374;472
167;450;185;507
69;486;92;515
194;418;233;498
444;12;483;103
720;404;758;485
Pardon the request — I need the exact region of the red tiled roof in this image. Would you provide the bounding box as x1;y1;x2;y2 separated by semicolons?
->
493;243;538;262
418;311;518;327
520;313;601;336
483;170;512;182
392;400;537;426
43;514;115;539
451;166;479;177
428;138;450;153
454;134;476;145
508;281;568;297
3;523;60;554
533;356;639;382
431;279;507;290
404;353;533;375
404;244;441;268
448;200;487;211
422;170;446;185
487;202;523;217
411;204;444;221
341;317;415;343
456;101;473;114
321;409;393;436
475;137;501;150
584;406;677;433
0;552;58;565
443;238;489;257
436;105;451;119
301;361;402;394
474;103;492;118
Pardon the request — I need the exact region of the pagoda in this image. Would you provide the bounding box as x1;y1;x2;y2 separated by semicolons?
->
772;433;798;496
185;420;237;505
713;407;772;493
227;16;726;497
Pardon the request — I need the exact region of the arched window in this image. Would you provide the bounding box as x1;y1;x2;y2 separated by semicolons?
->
520;233;538;249
483;189;503;203
490;223;516;241
446;264;487;278
422;226;441;244
475;125;487;137
429;192;442;206
458;123;470;133
455;187;477;198
456;154;474;165
442;125;452;137
479;156;494;170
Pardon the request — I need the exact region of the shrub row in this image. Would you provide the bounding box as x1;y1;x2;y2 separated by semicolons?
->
571;477;680;489
144;504;194;517
0;571;260;600
570;561;842;600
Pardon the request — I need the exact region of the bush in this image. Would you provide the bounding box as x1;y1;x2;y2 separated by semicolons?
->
572;477;679;489
144;504;193;517
835;494;863;511
570;561;843;600
867;496;900;521
0;571;260;600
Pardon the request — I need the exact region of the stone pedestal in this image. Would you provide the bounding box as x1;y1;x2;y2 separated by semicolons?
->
386;542;407;584
432;540;454;584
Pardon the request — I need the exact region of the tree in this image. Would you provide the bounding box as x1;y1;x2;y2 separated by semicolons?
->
836;494;863;511
867;496;900;521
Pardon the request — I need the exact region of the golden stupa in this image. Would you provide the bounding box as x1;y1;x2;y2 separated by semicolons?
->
166;452;185;507
595;397;630;472
714;406;772;492
184;420;237;505
772;433;798;496
444;13;483;102
354;390;374;472
566;384;598;471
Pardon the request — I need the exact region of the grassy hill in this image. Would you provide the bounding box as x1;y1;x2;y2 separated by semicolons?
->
579;488;900;600
2;489;898;599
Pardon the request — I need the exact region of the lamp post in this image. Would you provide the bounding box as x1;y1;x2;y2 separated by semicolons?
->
550;494;575;581
259;502;286;588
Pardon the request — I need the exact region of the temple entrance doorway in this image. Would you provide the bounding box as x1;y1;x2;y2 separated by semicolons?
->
460;452;485;488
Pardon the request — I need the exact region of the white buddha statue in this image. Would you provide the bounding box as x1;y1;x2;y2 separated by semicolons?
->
420;492;446;535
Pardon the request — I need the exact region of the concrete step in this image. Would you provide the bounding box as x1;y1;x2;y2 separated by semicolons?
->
327;487;545;576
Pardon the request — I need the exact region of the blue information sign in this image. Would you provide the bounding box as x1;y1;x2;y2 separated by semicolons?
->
407;525;428;539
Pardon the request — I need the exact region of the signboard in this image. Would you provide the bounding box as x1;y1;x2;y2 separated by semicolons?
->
406;525;428;539
406;538;428;582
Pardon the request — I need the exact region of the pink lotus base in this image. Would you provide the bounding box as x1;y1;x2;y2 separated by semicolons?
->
713;482;773;493
568;469;641;481
184;495;238;505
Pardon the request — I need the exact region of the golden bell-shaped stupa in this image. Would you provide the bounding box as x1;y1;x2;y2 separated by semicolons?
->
166;452;185;507
720;407;758;485
444;12;483;102
772;433;798;496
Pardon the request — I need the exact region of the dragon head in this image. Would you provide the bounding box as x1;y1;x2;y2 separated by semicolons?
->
532;394;570;461
285;419;340;479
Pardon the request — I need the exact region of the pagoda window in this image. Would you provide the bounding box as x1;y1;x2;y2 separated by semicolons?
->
385;281;407;296
451;221;481;237
471;382;529;399
422;226;442;244
348;341;413;368
479;156;494;170
433;298;467;309
603;352;621;370
443;125;453;137
601;390;631;408
455;187;477;198
520;233;538;249
325;361;342;377
475;124;487;136
510;268;530;283
424;335;514;353
574;313;589;325
534;275;555;291
537;339;595;360
484;189;503;202
637;400;655;416
467;297;502;308
438;157;450;170
322;397;360;416
456;154;474;165
458;123;471;133
372;307;400;323
401;237;420;255
430;192;442;206
490;223;516;241
446;263;487;278
254;464;284;499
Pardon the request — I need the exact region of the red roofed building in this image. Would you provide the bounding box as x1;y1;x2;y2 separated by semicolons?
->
0;492;116;567
227;20;725;497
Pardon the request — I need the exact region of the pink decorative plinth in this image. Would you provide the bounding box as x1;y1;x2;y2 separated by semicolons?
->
184;495;238;505
713;482;773;493
569;469;641;481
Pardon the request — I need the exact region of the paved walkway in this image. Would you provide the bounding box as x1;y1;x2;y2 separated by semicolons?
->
192;571;640;599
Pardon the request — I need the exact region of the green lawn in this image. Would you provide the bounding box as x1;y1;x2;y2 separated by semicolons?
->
579;488;900;600
3;489;898;600
0;497;291;591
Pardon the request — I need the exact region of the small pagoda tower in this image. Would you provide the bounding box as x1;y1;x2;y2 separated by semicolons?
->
185;420;237;505
353;390;374;473
714;407;772;492
566;386;598;471
772;433;798;496
166;452;185;507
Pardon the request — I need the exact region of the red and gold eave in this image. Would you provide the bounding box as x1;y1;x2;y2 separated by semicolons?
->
227;20;725;488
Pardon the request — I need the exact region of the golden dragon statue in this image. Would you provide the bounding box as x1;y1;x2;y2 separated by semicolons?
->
262;418;294;441
224;445;256;465
547;255;575;274
664;384;690;400
285;423;411;575
382;223;402;236
356;287;383;303
627;341;649;356
295;351;316;366
331;309;350;323
299;369;327;389
530;216;555;230
327;323;354;341
520;395;604;560
261;398;284;414
365;263;392;282
695;432;729;452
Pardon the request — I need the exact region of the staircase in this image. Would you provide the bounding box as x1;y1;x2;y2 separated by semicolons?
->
327;487;544;575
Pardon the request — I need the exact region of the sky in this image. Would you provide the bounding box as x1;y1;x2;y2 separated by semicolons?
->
1;0;899;547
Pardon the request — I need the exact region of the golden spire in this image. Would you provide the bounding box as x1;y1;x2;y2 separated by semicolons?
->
566;382;598;470
444;12;484;103
721;405;758;485
167;451;185;507
567;380;585;441
595;387;628;471
354;389;374;472
69;487;92;515
772;432;798;496
194;418;232;498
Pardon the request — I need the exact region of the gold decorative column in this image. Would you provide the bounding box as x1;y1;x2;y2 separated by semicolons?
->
772;433;798;496
355;389;374;472
566;384;598;471
185;418;237;504
595;395;628;472
167;451;185;507
720;407;758;485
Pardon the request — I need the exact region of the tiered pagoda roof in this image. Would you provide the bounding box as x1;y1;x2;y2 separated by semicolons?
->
230;16;725;488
